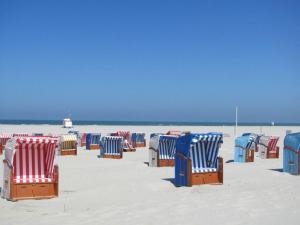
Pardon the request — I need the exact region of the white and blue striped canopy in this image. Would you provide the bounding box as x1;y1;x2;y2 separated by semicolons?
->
177;133;223;173
158;136;177;159
101;136;123;156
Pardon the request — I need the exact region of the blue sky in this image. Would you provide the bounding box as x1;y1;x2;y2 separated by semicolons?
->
0;0;299;122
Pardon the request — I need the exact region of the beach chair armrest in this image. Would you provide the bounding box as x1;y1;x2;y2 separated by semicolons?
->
3;159;13;169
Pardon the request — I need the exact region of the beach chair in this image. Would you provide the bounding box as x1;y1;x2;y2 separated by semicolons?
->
86;133;101;150
80;133;87;147
166;130;181;136
257;136;279;159
131;133;146;147
59;134;77;155
175;133;223;186
149;134;178;167
100;136;123;159
32;133;44;136
0;134;12;155
112;131;136;152
234;134;256;162
283;132;300;175
13;133;29;137
2;137;59;201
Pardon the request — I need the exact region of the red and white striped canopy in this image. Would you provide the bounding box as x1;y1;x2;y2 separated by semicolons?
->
5;137;58;184
115;131;132;144
0;134;13;146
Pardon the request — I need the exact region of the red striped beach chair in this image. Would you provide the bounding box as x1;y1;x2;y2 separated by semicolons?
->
80;133;87;147
0;134;13;155
166;130;181;136
13;133;29;137
112;131;136;152
2;137;59;201
59;134;77;156
257;136;280;159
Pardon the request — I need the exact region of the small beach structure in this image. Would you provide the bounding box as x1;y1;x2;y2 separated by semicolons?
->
2;136;59;201
86;133;101;150
166;130;181;136
100;136;123;159
175;133;223;186
257;135;279;159
63;118;72;128
149;134;178;167
79;133;87;147
59;134;77;155
234;134;256;162
131;132;146;147
111;131;136;152
0;134;13;155
32;133;44;136
13;133;29;137
283;132;300;175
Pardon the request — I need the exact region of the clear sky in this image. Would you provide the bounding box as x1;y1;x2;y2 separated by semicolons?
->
0;0;299;123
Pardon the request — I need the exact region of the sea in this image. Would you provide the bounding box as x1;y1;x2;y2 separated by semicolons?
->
0;120;299;126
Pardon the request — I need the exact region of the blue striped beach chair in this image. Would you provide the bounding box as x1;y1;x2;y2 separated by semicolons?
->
234;134;256;162
131;133;146;147
283;132;300;175
149;134;178;167
86;133;101;150
100;136;123;159
175;133;223;186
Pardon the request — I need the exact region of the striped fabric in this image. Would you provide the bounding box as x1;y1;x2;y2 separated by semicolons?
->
189;134;223;173
258;136;279;158
13;133;29;137
158;136;177;159
132;133;145;144
80;133;87;144
60;134;77;150
6;137;58;184
113;131;134;149
166;130;181;136
87;133;101;144
0;134;13;146
101;136;123;156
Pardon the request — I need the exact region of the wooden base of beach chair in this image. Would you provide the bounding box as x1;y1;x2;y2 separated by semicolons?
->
61;149;77;156
133;142;146;148
103;155;122;159
246;149;254;162
123;148;136;152
88;145;100;150
0;145;3;155
8;165;59;201
189;157;223;186
267;147;279;159
158;159;175;167
80;143;86;147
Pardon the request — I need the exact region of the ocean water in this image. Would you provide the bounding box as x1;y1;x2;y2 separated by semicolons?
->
0;120;299;126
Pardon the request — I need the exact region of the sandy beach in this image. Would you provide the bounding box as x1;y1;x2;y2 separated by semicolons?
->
0;125;300;225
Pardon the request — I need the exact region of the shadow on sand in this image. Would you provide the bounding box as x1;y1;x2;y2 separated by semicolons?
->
162;178;177;187
225;160;234;163
269;168;283;173
144;162;149;166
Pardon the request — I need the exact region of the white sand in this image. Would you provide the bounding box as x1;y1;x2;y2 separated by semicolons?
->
0;125;300;225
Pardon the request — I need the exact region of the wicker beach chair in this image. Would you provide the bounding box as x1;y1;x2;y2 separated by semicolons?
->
2;136;59;201
86;133;101;150
131;133;146;148
100;136;123;159
257;136;279;159
149;134;178;167
0;134;12;155
234;134;256;162
283;132;300;175
112;131;136;152
59;134;77;155
175;133;223;186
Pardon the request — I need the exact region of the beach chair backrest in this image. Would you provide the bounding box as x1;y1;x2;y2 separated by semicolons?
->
5;137;57;183
132;133;145;144
158;135;178;159
187;133;223;173
60;134;77;150
102;136;123;155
